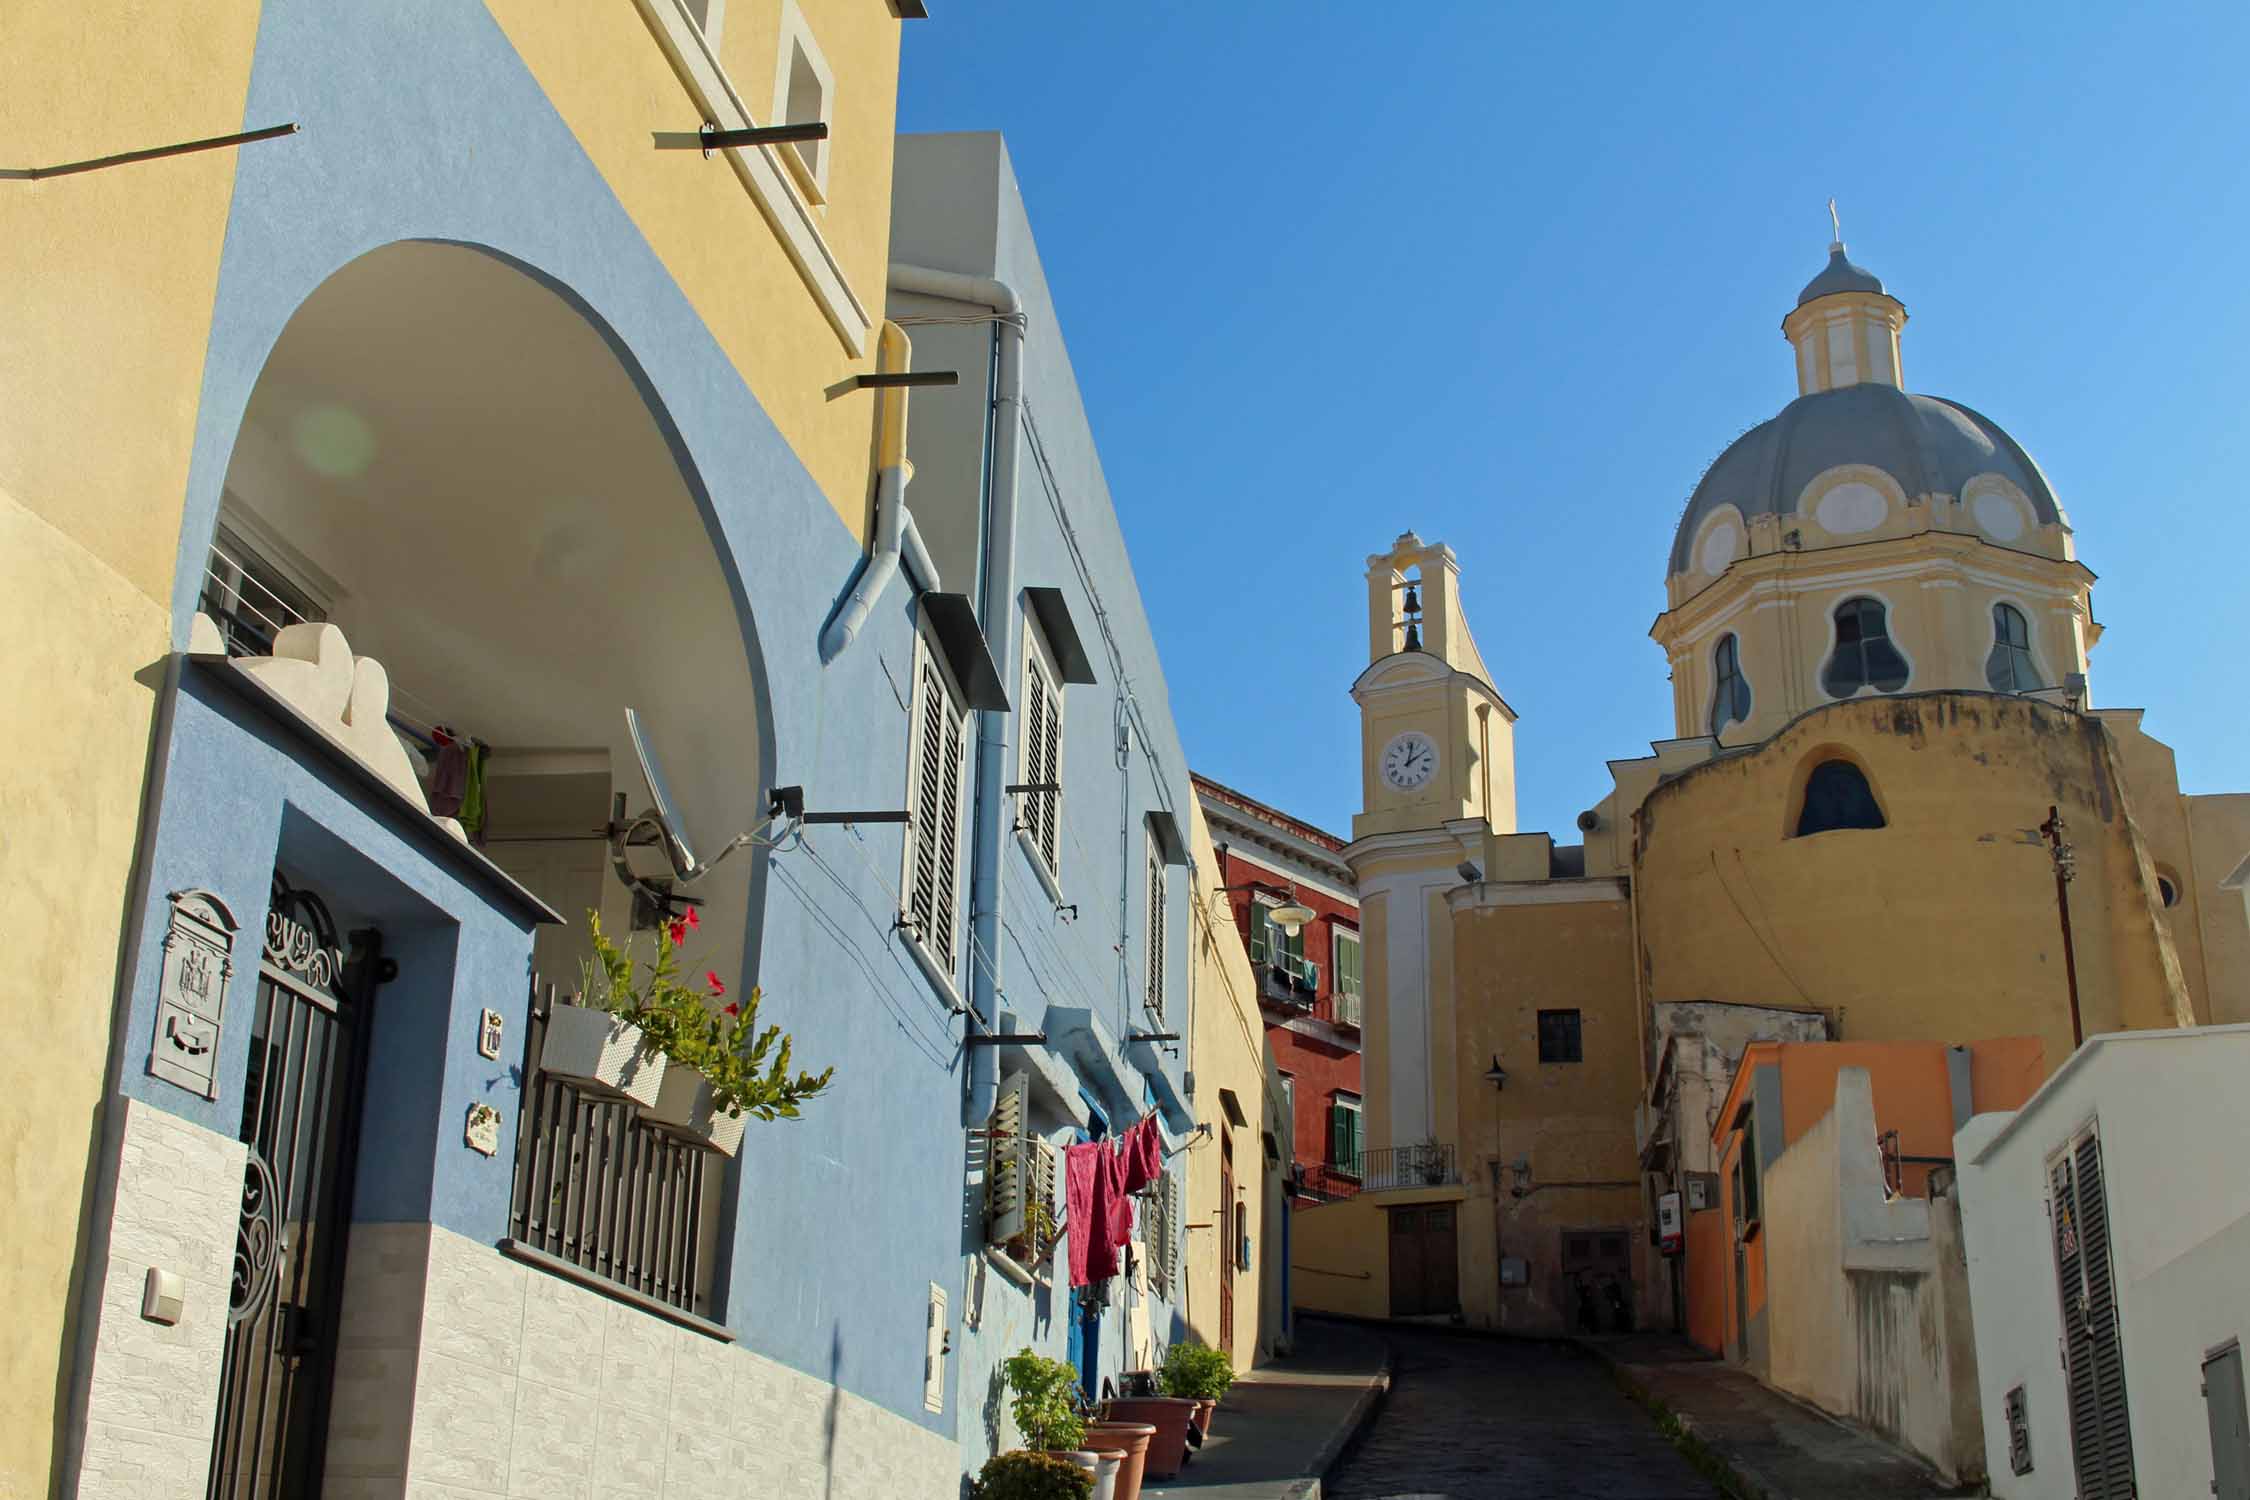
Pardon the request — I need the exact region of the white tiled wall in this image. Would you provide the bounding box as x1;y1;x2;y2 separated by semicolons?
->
378;1226;959;1500
75;1099;247;1500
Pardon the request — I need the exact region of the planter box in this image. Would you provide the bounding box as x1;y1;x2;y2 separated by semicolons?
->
641;1066;748;1157
541;1004;667;1109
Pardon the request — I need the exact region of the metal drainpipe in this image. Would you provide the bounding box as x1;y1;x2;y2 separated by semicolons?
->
888;263;1023;1125
818;320;939;662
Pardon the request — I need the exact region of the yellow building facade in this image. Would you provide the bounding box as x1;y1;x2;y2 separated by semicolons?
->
1296;238;2248;1339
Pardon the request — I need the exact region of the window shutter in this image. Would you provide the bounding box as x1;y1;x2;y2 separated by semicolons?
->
1037;671;1062;870
986;1072;1030;1246
906;642;968;968
1145;838;1166;1014
1248;905;1270;964
1345;1108;1360;1171
1161;1172;1181;1290
2052;1132;2137;1499
1328;1104;1344;1167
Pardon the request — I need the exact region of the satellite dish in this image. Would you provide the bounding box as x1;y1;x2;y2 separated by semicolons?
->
625;707;700;876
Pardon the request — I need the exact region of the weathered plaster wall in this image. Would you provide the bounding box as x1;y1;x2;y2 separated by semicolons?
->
0;5;265;1485
2186;793;2250;1022
1637;692;2194;1069
1289;1196;1391;1322
1449;881;1651;1333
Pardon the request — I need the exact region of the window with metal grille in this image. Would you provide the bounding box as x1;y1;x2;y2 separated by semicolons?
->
1144;827;1167;1016
1986;602;2043;693
902;632;970;972
1017;619;1065;876
2051;1128;2136;1498
1537;1008;1583;1063
1821;596;1910;697
1709;632;1751;736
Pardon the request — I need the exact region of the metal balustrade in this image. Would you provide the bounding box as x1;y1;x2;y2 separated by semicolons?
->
1358;1143;1460;1192
508;978;716;1316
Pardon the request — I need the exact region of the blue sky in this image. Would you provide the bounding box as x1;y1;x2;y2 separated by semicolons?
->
898;5;2250;842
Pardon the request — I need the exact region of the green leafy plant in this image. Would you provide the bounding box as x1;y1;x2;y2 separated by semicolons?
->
1000;1347;1087;1453
1159;1339;1236;1401
581;909;833;1121
969;1449;1092;1500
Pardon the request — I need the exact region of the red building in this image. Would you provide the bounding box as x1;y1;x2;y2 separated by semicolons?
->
1193;774;1364;1208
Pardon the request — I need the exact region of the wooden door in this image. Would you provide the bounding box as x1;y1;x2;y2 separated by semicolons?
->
1388;1207;1424;1315
1219;1131;1236;1358
1420;1205;1459;1313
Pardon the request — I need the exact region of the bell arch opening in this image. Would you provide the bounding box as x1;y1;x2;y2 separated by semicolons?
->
194;240;768;992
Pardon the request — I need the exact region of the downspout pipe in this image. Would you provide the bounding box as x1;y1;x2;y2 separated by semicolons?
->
890;262;1023;1126
818;319;938;663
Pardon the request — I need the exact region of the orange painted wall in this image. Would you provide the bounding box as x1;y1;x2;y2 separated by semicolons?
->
1684;1189;1731;1353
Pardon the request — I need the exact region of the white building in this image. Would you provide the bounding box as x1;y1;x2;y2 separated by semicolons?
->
1956;1025;2250;1500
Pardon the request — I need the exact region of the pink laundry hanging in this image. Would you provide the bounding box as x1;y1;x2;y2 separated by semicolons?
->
1126;1115;1163;1194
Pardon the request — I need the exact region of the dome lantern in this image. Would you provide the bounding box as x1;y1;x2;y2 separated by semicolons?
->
1781;210;1907;397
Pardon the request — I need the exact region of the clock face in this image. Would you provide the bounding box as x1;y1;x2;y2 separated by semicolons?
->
1380;731;1438;791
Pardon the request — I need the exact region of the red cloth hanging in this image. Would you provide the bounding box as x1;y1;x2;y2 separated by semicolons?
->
1066;1142;1123;1285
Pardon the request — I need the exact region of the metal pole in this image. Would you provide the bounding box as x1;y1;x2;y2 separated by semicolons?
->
2040;806;2085;1049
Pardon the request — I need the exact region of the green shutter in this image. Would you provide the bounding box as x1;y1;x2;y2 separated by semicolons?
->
1337;932;1360;996
1328;1103;1343;1165
1248;905;1269;963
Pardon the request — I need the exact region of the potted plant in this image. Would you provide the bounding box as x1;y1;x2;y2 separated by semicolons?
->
541;912;669;1107
1002;1347;1088;1456
1417;1134;1447;1184
1158;1339;1235;1439
576;909;832;1152
970;1450;1092;1500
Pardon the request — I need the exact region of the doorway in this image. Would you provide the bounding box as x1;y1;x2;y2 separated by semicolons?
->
1387;1203;1459;1316
1561;1226;1636;1334
207;873;384;1499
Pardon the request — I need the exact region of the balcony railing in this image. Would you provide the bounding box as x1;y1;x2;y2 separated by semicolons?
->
1296;1163;1362;1203
1255;960;1316;1008
1360;1143;1460;1192
1329;988;1363;1029
508;976;719;1317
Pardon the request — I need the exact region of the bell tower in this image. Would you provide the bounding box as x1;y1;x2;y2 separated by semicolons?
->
1353;532;1515;842
1346;532;1516;1155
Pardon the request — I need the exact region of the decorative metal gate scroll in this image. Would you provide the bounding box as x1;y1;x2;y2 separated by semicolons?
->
207;873;383;1500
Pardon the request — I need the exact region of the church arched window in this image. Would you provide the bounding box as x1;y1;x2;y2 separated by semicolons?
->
1794;758;1886;836
1709;633;1751;737
1821;597;1909;698
1985;603;2041;693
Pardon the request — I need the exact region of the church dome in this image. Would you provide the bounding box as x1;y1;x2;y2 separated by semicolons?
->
1669;239;2065;577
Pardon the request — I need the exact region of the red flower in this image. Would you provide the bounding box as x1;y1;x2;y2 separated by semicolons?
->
683;907;700;930
723;1002;740;1018
667;918;688;945
705;971;726;996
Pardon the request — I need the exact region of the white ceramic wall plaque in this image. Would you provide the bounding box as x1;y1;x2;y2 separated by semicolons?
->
151;889;238;1098
464;1102;502;1157
478;1007;505;1060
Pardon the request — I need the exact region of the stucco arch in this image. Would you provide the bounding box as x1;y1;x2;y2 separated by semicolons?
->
182;237;779;990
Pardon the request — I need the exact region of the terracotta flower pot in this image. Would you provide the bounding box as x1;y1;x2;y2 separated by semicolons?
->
1081;1421;1155;1500
540;1004;666;1108
1190;1397;1216;1437
1102;1398;1198;1481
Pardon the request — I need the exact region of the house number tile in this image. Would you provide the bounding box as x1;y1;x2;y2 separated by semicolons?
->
478;1008;505;1060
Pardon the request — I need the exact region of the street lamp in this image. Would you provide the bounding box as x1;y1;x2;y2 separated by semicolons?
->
1483;1055;1508;1092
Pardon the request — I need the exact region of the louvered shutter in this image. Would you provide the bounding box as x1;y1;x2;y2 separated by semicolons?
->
1031;1134;1059;1259
1328;1103;1344;1167
1035;662;1061;870
1248;904;1270;964
986;1072;1030;1246
2051;1131;2137;1499
1145;834;1166;1014
905;639;968;968
1164;1172;1182;1288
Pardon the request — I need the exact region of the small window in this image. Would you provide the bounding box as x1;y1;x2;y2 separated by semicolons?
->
1017;618;1066;876
1144;827;1167;1016
1537;1009;1583;1064
1328;1095;1362;1175
1332;927;1362;999
2157;873;2180;909
1985;603;2042;693
902;632;971;970
1821;596;1909;698
1794;758;1886;836
1708;633;1751;737
771;3;835;200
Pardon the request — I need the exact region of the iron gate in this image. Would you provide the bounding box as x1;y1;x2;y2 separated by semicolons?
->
207;873;383;1500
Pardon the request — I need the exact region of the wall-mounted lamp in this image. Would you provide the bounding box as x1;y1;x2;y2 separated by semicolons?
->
1456;860;1482;884
1215;874;1315;936
1483;1054;1508;1092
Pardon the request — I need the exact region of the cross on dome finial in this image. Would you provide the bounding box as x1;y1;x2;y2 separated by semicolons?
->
1827;197;1843;249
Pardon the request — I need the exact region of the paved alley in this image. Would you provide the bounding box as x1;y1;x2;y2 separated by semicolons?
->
1325;1326;1718;1500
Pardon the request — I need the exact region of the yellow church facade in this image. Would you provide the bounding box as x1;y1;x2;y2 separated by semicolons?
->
1293;238;2249;1339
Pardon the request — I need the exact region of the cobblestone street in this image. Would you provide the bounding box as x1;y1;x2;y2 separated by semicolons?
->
1326;1327;1718;1500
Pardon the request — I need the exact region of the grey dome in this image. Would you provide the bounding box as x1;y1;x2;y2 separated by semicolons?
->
1668;383;2063;576
1797;244;1887;306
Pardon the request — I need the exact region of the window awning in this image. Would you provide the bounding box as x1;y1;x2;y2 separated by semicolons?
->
1146;808;1189;866
1218;1086;1250;1129
919;593;1009;711
1043;1005;1138;1119
1024;586;1098;685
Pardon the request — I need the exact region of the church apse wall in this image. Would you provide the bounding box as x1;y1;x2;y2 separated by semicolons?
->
1634;690;2194;1069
